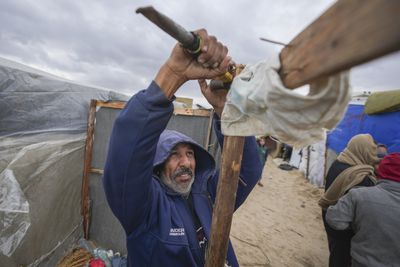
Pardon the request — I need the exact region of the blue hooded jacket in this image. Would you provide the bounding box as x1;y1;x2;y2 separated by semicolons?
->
103;82;262;267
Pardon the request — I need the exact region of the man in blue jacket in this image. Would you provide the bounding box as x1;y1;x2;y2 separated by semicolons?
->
103;29;262;267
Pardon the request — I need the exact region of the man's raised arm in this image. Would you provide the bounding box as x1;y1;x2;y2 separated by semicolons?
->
103;29;231;233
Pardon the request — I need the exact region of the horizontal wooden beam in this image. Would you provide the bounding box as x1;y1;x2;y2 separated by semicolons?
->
280;0;400;89
95;100;211;117
90;168;104;174
96;100;126;109
174;108;211;117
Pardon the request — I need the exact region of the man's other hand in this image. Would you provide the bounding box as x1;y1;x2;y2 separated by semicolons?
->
198;79;227;118
155;29;230;99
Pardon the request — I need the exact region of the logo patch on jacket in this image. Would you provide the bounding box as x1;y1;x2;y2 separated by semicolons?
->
169;228;185;236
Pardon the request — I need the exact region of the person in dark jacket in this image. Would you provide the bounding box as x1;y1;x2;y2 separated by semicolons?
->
256;136;268;186
318;134;380;267
103;29;262;267
377;143;388;159
326;153;400;267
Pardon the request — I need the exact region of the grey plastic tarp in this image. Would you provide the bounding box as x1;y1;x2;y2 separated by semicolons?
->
0;57;128;266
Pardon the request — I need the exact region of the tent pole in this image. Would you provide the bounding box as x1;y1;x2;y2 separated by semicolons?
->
81;99;97;239
205;136;245;267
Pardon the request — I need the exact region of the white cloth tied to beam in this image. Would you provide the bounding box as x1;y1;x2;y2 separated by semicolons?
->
221;54;351;147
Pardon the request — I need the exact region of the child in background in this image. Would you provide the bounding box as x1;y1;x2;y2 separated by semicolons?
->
257;136;268;186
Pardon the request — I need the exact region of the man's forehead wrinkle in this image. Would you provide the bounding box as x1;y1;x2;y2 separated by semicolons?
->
172;143;194;151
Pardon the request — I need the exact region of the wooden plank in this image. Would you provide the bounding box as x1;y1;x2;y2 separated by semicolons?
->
96;100;211;118
205;136;245;267
96;100;126;109
81;99;97;239
193;109;211;117
173;108;211;117
280;0;400;89
175;96;193;108
306;146;311;180
90;168;104;174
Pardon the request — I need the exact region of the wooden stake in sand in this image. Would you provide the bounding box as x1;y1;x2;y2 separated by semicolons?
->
205;136;245;267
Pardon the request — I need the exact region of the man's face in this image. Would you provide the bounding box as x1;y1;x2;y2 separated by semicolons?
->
377;146;388;158
161;143;196;195
259;138;265;146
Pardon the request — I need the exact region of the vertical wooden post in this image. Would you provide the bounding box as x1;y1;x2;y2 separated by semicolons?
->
205;136;245;267
81;99;97;239
306;146;311;180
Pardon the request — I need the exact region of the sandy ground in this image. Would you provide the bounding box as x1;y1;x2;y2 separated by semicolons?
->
231;157;329;267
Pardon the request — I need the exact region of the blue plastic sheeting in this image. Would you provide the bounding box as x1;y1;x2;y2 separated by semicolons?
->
327;104;400;154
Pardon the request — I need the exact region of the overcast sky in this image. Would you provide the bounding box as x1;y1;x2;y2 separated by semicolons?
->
1;0;399;105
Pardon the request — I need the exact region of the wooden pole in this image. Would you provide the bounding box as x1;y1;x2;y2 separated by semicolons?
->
306;146;311;180
280;0;400;89
205;136;245;267
81;99;97;239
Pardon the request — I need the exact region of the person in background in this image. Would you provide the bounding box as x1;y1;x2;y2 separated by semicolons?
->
374;143;388;171
102;29;262;267
318;134;380;267
282;144;292;162
377;143;388;158
256;136;268;186
326;153;400;267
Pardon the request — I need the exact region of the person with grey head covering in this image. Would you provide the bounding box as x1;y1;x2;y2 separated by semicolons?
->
319;134;380;267
326;153;400;267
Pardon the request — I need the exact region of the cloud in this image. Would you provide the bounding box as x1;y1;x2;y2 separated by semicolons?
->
0;0;399;102
351;51;400;92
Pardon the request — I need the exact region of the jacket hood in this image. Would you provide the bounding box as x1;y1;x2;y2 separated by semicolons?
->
153;130;216;193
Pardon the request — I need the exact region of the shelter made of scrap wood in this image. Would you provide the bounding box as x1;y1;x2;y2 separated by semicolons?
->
83;99;221;256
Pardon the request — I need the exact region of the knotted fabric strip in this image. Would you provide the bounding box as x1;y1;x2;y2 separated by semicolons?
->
221;54;350;147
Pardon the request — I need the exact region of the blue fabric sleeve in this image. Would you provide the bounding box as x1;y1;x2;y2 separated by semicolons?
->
103;81;173;234
208;115;262;210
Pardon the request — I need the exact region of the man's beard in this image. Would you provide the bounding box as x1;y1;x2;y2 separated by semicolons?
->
161;167;195;196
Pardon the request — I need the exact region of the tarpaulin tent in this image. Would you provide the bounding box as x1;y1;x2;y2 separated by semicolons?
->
0;57;128;266
364;90;400;115
326;94;400;172
0;57;219;266
286;91;400;187
327;103;400;154
285;136;326;187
